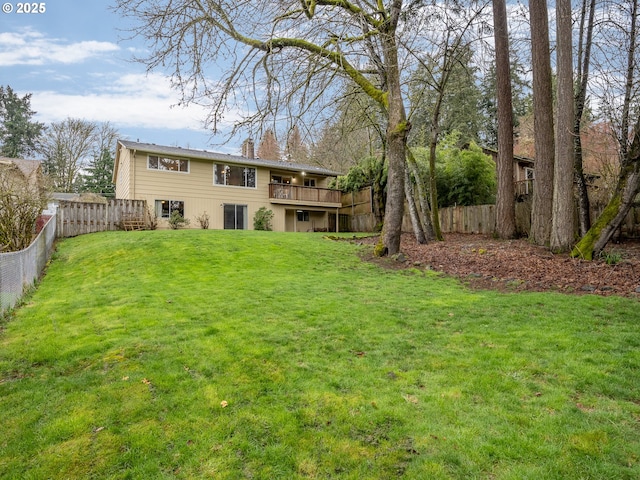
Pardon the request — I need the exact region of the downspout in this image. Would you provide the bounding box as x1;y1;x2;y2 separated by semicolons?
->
132;150;137;198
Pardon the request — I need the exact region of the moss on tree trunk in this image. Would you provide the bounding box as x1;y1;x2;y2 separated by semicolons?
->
571;194;621;260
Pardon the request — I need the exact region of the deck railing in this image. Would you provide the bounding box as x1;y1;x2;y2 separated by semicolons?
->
269;183;342;204
515;179;534;197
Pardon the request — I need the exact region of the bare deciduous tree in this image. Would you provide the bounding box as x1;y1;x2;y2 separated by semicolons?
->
114;0;414;255
573;0;597;236
39;118;97;193
572;0;640;259
407;1;488;242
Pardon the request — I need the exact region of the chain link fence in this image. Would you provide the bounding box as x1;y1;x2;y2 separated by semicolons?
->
0;214;57;315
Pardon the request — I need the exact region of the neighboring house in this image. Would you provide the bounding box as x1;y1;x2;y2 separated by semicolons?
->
113;139;343;231
0;157;46;197
481;148;535;197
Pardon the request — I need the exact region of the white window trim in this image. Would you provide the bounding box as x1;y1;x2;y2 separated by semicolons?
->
213;164;258;189
155;199;185;218
147;155;190;174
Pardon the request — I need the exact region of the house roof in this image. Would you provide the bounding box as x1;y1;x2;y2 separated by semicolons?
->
0;157;42;180
481;147;534;166
116;139;342;178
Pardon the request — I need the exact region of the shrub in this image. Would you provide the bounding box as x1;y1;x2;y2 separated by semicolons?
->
168;211;190;230
195;211;210;229
0;169;46;252
411;131;497;208
253;207;274;231
146;206;158;230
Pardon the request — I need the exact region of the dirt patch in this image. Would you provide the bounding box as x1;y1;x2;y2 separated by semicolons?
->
357;233;640;298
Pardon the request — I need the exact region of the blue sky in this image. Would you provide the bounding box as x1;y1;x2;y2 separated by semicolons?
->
1;0;242;154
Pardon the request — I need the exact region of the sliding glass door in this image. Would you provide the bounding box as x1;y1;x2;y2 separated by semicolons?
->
223;204;247;230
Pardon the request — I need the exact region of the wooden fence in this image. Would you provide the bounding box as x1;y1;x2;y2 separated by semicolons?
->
436;203;530;235
340;187;376;232
434;202;640;237
56;199;147;238
340;188;373;216
438;204;496;234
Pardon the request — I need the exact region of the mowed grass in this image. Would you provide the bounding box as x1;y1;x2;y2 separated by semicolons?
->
1;230;639;479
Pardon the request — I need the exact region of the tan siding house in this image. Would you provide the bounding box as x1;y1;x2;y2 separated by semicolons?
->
113;140;343;231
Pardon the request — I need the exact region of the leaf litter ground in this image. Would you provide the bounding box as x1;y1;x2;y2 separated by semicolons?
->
361;233;640;297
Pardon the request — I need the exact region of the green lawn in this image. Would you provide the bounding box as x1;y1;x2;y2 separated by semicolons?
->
1;230;639;479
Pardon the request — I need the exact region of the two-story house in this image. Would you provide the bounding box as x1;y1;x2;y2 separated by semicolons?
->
113;140;343;232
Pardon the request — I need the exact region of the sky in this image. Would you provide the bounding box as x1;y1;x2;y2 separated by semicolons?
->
1;0;242;154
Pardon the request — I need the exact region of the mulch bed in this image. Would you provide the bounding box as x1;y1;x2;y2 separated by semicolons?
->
358;233;640;298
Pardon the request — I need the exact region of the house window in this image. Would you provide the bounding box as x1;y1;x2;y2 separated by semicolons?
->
524;167;534;195
214;164;256;188
155;199;185;218
271;175;292;184
148;155;189;173
525;167;535;180
224;204;247;229
304;178;316;187
297;210;310;222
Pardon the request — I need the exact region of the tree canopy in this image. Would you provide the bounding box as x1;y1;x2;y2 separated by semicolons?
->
0;85;44;159
412;132;496;208
114;0;447;254
110;0;640;258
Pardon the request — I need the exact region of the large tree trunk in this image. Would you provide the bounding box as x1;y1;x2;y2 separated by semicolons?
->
550;0;576;252
381;117;409;255
492;0;516;239
572;118;640;259
378;2;408;256
528;0;555;246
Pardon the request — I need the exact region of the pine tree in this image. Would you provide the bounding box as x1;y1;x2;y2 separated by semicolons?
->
0;86;44;158
78;148;116;197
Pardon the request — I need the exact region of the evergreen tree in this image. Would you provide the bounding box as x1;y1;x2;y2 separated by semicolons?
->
409;45;484;147
0;86;44;158
284;125;308;163
478;53;531;149
78;148;116;197
76;122;118;196
256;129;281;160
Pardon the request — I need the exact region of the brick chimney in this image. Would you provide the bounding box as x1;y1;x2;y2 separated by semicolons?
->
242;138;255;159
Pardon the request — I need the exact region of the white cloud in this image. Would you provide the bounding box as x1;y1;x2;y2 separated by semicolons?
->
0;29;119;66
30;73;243;133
